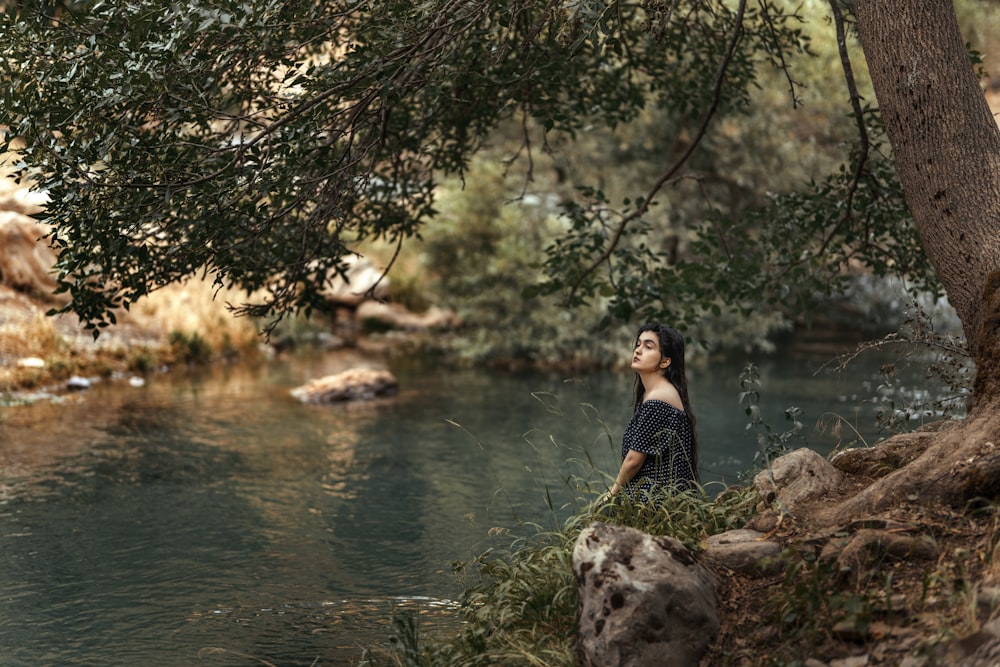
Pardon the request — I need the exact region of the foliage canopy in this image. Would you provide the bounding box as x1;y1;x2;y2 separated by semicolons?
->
1;0;936;339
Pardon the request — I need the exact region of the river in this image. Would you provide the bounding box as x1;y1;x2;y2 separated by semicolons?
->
0;345;946;665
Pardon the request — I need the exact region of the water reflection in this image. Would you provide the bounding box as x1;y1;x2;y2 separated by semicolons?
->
0;348;942;665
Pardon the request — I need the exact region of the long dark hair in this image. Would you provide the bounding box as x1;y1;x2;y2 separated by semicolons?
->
631;322;699;475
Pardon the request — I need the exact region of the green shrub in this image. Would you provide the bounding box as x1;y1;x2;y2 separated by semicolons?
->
168;330;213;364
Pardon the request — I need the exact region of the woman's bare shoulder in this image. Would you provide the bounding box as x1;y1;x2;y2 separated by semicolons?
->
643;383;683;411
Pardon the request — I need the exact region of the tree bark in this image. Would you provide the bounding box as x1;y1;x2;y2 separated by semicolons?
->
820;0;1000;523
855;0;1000;413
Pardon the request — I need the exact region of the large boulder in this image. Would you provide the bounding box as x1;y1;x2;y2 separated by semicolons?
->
573;521;719;667
291;367;398;403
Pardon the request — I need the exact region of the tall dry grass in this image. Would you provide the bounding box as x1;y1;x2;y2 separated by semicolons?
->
0;275;266;392
129;279;263;355
0;306;62;362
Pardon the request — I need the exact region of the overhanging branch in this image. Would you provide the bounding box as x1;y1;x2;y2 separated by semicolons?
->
563;0;748;304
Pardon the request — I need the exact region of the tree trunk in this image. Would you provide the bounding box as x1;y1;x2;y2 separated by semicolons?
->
856;0;1000;411
823;0;1000;521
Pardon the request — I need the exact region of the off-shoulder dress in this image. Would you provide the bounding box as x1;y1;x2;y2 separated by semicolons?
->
620;399;696;497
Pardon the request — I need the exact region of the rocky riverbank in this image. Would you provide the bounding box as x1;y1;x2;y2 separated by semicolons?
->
0;172;461;397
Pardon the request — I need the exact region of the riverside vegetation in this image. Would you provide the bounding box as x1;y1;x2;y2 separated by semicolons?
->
360;380;999;666
354;449;1000;665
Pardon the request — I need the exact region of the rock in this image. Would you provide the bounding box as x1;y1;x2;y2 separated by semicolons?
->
290;367;398;403
66;376;92;391
829;656;870;667
319;257;390;307
573;521;718;667
754;448;843;513
0;171;47;215
929;616;1000;666
976;585;1000;615
356;301;460;331
0;214;60;297
703;528;783;576
16;356;45;368
744;508;781;533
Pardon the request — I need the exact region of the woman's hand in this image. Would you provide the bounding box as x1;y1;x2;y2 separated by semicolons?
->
600;481;624;505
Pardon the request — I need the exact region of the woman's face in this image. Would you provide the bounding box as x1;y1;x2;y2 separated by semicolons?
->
631;331;668;373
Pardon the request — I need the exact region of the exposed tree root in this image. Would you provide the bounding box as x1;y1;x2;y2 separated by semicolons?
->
812;410;1000;529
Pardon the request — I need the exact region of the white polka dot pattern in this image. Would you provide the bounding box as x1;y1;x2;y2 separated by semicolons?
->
621;399;696;497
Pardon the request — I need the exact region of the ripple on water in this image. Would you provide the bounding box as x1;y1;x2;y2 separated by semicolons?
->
188;595;462;665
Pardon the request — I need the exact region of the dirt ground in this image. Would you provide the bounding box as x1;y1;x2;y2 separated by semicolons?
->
703;470;1000;666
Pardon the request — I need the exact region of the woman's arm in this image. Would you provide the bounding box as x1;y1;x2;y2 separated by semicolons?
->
609;450;646;495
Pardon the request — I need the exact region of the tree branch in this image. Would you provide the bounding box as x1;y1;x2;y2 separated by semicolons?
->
563;0;748;303
815;0;870;256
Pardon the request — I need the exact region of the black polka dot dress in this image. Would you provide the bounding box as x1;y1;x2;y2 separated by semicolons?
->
620;399;696;498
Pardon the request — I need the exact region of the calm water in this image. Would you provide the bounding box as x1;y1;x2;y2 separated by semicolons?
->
0;346;937;665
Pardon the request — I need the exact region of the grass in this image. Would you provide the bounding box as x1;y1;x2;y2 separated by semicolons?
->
0;278;264;393
130;280;262;357
357;470;760;667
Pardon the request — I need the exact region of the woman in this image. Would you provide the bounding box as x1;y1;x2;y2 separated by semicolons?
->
607;323;699;501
